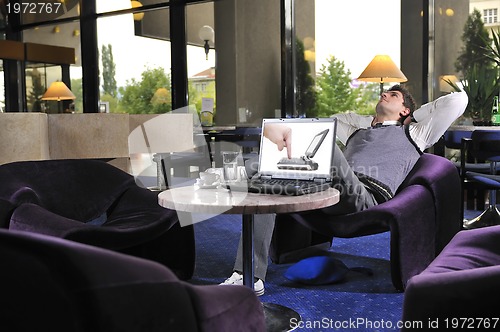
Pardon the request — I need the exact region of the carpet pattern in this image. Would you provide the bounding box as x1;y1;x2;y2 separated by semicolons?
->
189;209;486;331
189;214;403;331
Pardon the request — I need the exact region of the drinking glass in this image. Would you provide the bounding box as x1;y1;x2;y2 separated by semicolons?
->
222;151;240;182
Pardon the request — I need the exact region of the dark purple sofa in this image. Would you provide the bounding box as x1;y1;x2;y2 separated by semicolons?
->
271;153;462;291
0;229;265;332
0;159;195;280
402;225;500;328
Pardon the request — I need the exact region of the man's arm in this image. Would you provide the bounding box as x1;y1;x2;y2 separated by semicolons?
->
408;91;468;151
331;112;373;144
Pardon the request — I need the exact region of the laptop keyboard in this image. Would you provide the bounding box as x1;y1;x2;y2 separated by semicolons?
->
247;178;329;195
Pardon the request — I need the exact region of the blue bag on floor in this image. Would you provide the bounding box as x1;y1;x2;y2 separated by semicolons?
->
284;255;373;285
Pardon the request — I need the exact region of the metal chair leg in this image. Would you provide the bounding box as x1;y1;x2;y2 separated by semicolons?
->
463;189;500;229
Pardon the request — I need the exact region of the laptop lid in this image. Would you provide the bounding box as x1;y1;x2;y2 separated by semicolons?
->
257;118;337;181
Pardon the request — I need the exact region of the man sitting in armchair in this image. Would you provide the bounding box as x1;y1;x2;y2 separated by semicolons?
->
222;85;468;295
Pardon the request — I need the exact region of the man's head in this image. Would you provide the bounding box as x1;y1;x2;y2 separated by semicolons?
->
375;85;416;122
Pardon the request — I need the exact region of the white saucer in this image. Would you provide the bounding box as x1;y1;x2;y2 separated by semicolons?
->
196;179;220;189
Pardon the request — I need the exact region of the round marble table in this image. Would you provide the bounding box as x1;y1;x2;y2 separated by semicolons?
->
159;185;340;331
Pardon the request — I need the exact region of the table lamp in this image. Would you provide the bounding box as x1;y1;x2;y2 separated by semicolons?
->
357;55;408;95
41;81;76;113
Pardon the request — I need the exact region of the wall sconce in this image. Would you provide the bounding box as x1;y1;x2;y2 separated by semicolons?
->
73;29;80;37
131;1;144;21
53;26;60;33
357;55;408;95
199;25;214;60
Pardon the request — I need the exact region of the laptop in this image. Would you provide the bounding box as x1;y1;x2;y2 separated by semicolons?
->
276;128;329;171
226;117;337;196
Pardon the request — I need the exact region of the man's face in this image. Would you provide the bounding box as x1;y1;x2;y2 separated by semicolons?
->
375;90;410;120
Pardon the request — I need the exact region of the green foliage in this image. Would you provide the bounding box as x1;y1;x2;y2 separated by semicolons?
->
483;28;500;66
118;67;172;114
101;44;117;98
70;78;83;113
450;10;499;122
355;84;380;115
446;65;499;120
315;56;377;117
455;9;492;74
27;69;45;112
188;80;216;116
100;93;122;113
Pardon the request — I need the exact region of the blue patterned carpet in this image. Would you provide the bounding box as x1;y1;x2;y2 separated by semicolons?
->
189;214;403;332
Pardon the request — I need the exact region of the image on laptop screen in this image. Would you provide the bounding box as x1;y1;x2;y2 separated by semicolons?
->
258;118;336;181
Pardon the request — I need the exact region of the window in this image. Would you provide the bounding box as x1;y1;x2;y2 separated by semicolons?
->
483;8;498;24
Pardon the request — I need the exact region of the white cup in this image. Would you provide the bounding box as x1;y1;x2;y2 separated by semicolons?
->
199;171;220;185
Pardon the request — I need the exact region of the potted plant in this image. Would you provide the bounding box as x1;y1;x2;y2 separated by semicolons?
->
449;10;499;125
446;65;499;125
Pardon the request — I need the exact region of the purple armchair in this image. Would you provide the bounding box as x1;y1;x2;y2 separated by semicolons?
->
402;226;500;327
270;153;462;291
0;159;195;280
0;229;265;332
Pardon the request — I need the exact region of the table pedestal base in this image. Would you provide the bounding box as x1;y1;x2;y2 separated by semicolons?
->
263;302;301;332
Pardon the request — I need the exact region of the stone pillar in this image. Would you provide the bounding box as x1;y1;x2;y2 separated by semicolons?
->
214;0;314;125
215;0;282;125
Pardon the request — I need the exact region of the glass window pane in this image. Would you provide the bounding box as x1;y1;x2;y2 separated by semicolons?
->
97;10;172;114
17;0;79;25
314;0;400;116
186;2;215;123
97;0;167;15
22;21;80;113
25;63;65;113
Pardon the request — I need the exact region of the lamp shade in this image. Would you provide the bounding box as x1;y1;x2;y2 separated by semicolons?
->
131;1;144;21
41;81;76;101
199;25;214;43
357;55;407;84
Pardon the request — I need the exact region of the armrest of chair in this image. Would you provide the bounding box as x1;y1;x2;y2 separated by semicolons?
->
0;229;200;332
401;154;462;252
9;203;88;237
402;266;500;323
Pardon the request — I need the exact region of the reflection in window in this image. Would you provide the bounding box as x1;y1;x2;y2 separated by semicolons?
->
25;64;67;113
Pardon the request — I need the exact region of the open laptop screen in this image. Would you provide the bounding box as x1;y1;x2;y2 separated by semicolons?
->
258;118;337;181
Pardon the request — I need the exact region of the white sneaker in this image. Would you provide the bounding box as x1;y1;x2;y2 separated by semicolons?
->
220;271;265;296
